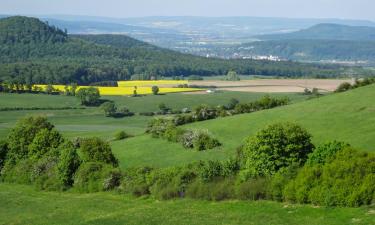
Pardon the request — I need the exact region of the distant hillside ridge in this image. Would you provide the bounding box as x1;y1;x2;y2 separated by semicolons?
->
256;23;375;41
0;16;368;84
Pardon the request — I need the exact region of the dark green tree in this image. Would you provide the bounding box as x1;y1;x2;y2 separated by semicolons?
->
80;137;118;166
100;102;117;117
76;87;100;106
58;142;81;187
7;116;55;162
240;122;314;179
152;86;159;95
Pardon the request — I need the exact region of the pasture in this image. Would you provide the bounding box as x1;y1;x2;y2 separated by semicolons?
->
114;84;375;168
0;184;373;225
0;91;306;139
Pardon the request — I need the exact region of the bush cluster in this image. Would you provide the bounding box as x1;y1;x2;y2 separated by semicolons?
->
173;95;289;126
146;118;221;151
0;116;120;192
335;78;375;93
1;117;373;208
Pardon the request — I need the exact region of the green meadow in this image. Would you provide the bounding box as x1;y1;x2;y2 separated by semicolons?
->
114;84;375;168
0;184;373;225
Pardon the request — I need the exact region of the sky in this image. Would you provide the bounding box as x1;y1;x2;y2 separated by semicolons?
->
1;0;374;21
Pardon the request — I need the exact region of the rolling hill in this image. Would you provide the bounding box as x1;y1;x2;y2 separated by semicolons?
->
256;23;375;41
113;84;375;168
0;16;365;85
232;39;375;62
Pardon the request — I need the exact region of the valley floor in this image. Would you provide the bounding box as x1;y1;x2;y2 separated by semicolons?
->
0;184;374;225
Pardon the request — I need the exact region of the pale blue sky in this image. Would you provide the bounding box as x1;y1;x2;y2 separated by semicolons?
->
1;0;374;21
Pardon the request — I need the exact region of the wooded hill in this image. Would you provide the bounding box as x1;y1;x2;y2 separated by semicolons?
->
0;16;363;85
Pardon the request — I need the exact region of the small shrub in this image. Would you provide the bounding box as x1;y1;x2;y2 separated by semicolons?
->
152;86;159;95
114;131;131;141
307;141;350;166
335;82;352;93
73;162;117;193
120;167;153;196
235;178;268;200
100;102;117;117
80;137;118;167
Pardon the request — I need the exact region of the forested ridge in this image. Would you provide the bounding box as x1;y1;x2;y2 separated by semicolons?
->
236;39;375;61
0;16;366;85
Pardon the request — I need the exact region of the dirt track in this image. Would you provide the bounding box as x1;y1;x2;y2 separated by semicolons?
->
189;79;352;93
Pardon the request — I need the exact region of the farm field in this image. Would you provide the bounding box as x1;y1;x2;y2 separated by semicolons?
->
115;84;375;168
190;79;352;92
0;184;374;225
35;84;202;96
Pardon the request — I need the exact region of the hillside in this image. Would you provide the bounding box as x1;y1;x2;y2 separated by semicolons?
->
0;16;364;85
256;23;375;41
233;39;375;62
114;85;375;168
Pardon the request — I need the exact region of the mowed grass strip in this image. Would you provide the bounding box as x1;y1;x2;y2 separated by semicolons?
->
0;184;373;225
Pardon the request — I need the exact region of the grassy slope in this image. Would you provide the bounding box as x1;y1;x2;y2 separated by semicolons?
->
0;184;373;225
105;91;307;113
115;85;375;168
0;92;304;139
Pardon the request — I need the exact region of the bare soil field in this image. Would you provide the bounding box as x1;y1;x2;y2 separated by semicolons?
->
189;79;352;93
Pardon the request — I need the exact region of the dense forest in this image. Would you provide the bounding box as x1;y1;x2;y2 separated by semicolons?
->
0;16;369;85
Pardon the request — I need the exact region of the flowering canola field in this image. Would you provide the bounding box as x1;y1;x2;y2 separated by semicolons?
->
117;80;188;87
34;81;202;96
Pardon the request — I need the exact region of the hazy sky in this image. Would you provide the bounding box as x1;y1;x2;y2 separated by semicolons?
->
1;0;374;21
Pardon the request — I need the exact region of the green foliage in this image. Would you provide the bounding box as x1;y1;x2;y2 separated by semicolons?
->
151;86;159;95
121;167;153;196
284;148;375;207
226;98;239;110
28;128;64;159
57;142;81;187
7;116;54;162
307;141;350;165
235;178;268;200
79;137;118;166
191;130;221;151
76;87;100;106
0;140;8;170
114;131;132;141
335;82;352;92
73;162;120;192
225;70;240;81
240;123;314;179
185;179;235;201
147;118;221;151
100;101;117;117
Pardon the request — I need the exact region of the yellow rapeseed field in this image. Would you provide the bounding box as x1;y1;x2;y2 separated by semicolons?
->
34;84;202;96
117;80;188;87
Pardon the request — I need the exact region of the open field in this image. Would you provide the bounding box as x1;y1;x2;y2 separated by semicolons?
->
115;84;375;168
0;184;373;225
190;79;352;93
0;91;306;139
